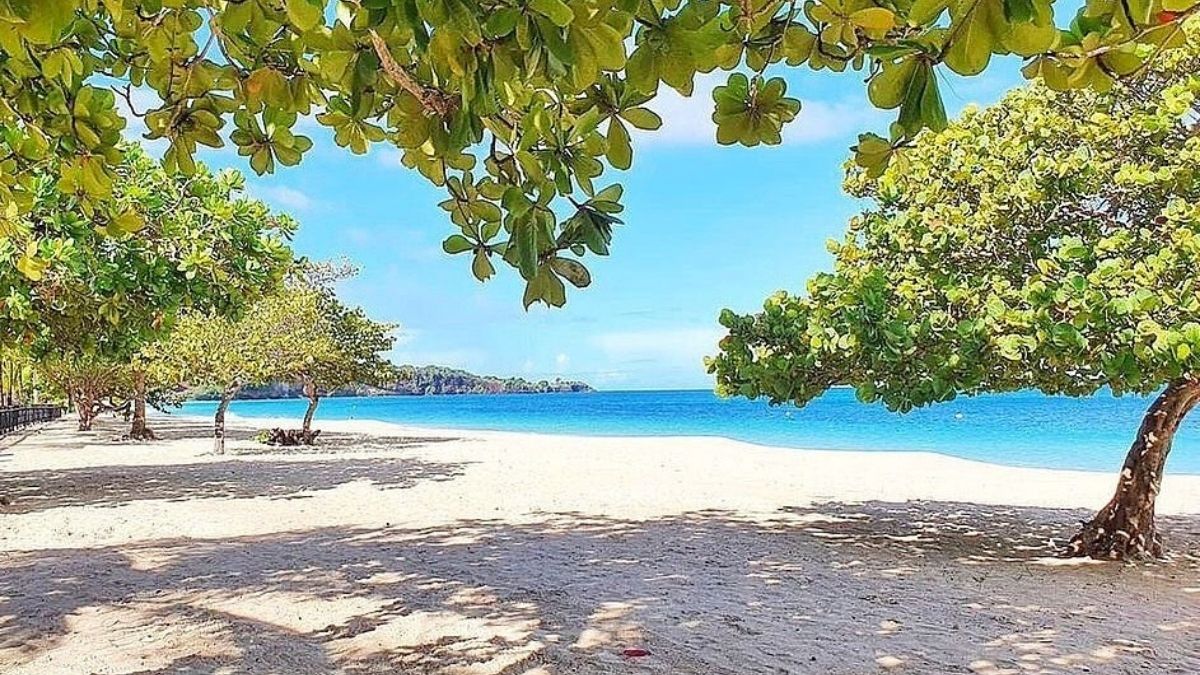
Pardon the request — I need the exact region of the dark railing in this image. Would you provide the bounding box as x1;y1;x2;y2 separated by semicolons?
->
0;405;63;438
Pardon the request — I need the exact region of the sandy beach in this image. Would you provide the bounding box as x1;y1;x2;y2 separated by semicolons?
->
1;414;1198;674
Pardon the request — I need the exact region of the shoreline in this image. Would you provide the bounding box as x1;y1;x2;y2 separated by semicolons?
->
149;410;1200;517
165;408;1194;480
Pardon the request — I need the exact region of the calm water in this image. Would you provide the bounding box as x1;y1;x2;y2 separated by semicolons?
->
178;389;1200;474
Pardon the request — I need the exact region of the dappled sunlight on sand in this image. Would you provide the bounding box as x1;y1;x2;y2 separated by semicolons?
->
1;417;1198;673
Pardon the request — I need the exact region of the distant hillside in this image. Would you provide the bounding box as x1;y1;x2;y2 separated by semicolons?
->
190;365;593;400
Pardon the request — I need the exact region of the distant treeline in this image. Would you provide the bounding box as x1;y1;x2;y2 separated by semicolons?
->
189;365;593;400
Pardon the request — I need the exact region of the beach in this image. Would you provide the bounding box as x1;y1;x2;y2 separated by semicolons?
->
1;414;1198;673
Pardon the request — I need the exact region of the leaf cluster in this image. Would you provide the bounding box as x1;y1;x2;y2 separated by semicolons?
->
0;144;295;359
0;0;1195;307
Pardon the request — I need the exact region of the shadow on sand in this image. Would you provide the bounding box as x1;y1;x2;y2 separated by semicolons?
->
1;500;1197;674
0;417;466;515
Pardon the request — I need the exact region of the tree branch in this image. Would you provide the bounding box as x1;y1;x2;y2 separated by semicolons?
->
367;29;457;116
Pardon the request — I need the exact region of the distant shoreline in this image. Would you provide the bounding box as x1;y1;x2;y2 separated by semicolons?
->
154;410;1200;515
186;388;600;402
165;394;1200;477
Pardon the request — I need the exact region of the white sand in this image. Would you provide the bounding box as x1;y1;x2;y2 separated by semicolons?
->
1;413;1198;674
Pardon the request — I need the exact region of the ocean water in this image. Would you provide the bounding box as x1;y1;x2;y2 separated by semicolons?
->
178;388;1200;474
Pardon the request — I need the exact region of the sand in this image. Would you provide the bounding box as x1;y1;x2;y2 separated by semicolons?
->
1;413;1198;674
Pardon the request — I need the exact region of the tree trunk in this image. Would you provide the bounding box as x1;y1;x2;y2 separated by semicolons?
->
75;388;95;431
213;382;240;455
127;370;155;440
1065;378;1200;560
301;377;319;438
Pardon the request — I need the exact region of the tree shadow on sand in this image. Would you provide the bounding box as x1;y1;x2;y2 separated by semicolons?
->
1;502;1197;674
0;456;469;515
0;418;469;515
139;417;463;454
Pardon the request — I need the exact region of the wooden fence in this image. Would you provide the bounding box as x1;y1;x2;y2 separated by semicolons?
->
0;405;63;438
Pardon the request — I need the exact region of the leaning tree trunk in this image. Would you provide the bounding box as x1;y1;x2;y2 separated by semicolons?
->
213;382;240;455
301;377;320;439
1065;377;1200;560
127;370;156;440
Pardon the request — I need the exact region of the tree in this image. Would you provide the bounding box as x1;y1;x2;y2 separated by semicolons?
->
154;299;298;454
0;347;37;406
0;145;295;437
38;353;126;431
292;264;397;439
155;263;394;451
0;2;1193;308
708;42;1200;560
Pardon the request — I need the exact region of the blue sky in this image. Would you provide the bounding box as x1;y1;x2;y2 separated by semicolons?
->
129;60;1025;390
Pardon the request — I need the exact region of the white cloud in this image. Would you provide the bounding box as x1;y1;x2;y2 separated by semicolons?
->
555;353;570;371
787;99;889;144
375;147;404;167
390;348;483;369
639;74;724;145
592;327;723;366
250;184;315;212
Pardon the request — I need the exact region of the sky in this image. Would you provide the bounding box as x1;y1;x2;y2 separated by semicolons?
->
127;59;1025;390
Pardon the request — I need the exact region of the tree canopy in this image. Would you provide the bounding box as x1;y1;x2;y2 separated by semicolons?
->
0;1;1194;308
707;36;1200;559
289;261;397;435
152;260;396;448
710;38;1200;412
0;145;295;358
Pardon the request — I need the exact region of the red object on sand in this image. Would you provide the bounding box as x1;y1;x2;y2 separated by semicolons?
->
622;648;651;658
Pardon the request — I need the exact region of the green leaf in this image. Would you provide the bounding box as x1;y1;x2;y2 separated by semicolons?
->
443;234;474;254
909;0;951;23
606;118;632;170
529;0;575;27
852;132;894;177
849;7;896;31
945;0;997;76
523;264;568;308
113;210;147;234
472;250;496;281
620;107;663;130
485;7;521;37
286;0;326;30
868;57;919;110
550;257;591;287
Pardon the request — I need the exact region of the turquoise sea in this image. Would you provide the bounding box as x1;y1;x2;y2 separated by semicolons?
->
178;389;1200;474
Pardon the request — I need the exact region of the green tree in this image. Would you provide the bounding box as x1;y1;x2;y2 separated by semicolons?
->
0;1;1193;307
154;296;305;453
0;145;295;437
0;347;38;406
155;263;394;451
292;263;397;438
38;353;127;430
1;145;295;349
708;43;1200;560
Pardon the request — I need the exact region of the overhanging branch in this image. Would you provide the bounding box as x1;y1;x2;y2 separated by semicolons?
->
367;29;457;116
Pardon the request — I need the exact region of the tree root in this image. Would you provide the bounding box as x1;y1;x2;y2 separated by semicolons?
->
1062;506;1163;561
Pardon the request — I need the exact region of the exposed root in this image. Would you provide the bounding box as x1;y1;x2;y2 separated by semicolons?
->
1063;504;1163;561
